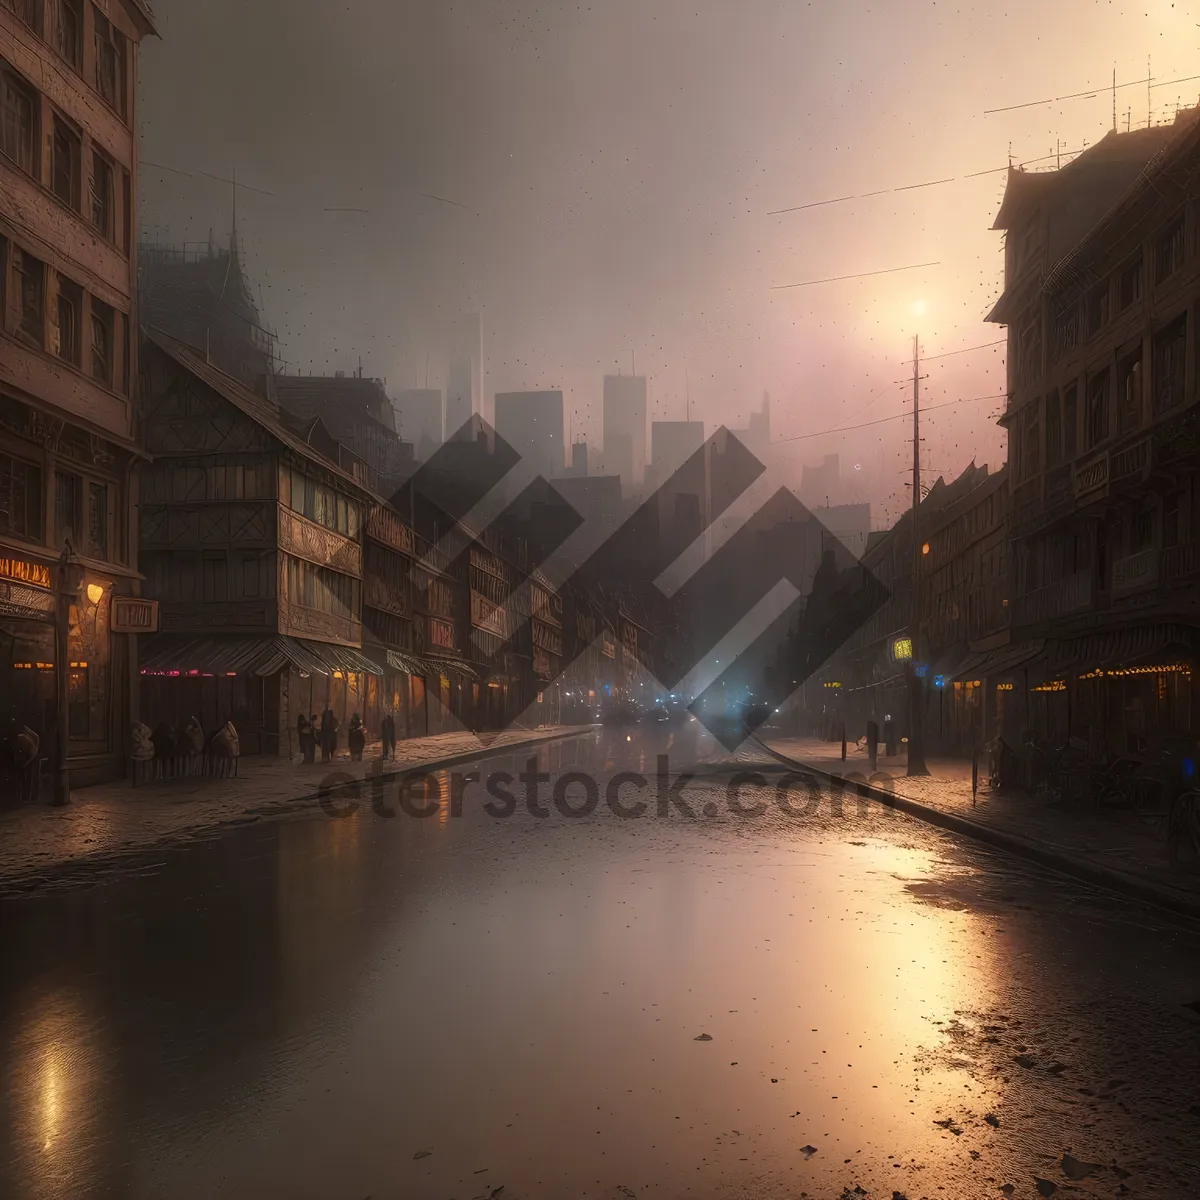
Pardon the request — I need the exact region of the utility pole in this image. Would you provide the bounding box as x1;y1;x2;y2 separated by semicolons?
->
907;334;929;777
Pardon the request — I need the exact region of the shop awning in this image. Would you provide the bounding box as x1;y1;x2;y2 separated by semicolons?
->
139;635;383;678
139;635;323;677
295;639;383;676
946;639;1045;683
1046;624;1198;674
424;653;479;681
384;648;427;675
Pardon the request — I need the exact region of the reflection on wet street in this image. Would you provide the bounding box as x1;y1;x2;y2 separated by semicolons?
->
2;724;1200;1198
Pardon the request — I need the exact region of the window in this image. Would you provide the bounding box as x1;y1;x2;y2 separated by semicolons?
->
55;470;82;547
1156;219;1185;284
56;0;82;69
51;116;81;209
1131;508;1153;552
1116;350;1142;434
92;7;126;117
90;150;114;238
1053;303;1079;361
90;298;113;385
202;554;228;603
240;554;260;598
86;481;107;559
1117;256;1143;309
1;0;42;35
0;67;37;175
1164;493;1181;549
16;249;44;346
56;276;81;365
1021;400;1040;481
1086;369;1110;448
1063;385;1078;460
1153;316;1186;414
1086;283;1109;337
0;452;43;542
120;169;130;253
1045;391;1062;467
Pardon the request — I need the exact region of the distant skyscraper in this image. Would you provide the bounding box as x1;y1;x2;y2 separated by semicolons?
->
729;391;771;462
446;313;482;439
603;375;647;487
650;420;707;559
394;389;443;459
494;390;565;481
567;441;589;477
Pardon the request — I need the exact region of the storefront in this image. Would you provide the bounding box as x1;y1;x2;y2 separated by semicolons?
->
1023;626;1198;755
139;635;383;757
0;551;132;792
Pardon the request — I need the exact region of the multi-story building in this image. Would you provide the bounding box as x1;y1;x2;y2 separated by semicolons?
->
445;312;482;439
137;330;383;754
494;389;564;482
1;0;156;788
272;373;414;496
393;388;442;460
817;462;1004;749
988;109;1200;754
139;235;275;387
603;374;647;488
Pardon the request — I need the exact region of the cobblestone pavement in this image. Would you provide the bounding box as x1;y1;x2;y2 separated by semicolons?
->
0;726;585;892
765;735;1200;907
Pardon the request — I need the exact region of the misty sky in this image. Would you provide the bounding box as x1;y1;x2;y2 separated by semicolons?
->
138;0;1198;523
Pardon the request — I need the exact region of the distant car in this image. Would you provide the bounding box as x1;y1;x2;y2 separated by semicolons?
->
602;698;639;726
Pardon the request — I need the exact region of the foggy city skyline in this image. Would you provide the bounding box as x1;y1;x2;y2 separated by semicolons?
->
137;0;1197;522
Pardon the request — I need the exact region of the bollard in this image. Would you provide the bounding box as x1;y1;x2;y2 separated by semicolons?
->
840;722;847;762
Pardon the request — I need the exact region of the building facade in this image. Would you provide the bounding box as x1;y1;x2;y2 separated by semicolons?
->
137;331;383;754
1;0;155;788
988;109;1200;755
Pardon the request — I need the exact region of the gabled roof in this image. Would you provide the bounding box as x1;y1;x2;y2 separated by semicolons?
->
144;329;373;497
272;375;397;434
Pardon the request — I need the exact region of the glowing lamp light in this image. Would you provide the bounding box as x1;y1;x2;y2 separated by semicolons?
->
921;542;930;556
86;582;104;605
892;637;913;662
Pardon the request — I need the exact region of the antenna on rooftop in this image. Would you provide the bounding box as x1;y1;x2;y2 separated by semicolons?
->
1112;66;1117;133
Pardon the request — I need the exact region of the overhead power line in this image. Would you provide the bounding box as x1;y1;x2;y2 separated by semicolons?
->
919;338;1007;362
772;261;940;290
983;68;1200;116
767;141;1104;219
772;392;1006;443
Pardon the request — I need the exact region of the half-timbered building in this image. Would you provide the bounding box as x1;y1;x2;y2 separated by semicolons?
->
136;329;382;754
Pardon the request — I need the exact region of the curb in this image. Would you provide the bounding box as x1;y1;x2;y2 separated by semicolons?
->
0;726;597;897
756;739;1200;922
252;725;597;813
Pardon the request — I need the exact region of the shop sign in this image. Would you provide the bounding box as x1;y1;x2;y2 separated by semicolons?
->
0;556;51;589
111;597;160;633
891;636;913;662
0;578;55;618
823;681;842;689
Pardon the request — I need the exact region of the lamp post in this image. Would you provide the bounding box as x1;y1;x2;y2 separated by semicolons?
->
53;540;84;806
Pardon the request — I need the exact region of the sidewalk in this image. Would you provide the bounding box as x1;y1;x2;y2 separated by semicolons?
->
763;736;1200;919
0;726;588;895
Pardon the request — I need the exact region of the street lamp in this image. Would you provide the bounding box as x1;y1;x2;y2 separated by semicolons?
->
53;540;85;807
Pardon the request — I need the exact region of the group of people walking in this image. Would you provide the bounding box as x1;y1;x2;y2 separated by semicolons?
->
295;710;398;764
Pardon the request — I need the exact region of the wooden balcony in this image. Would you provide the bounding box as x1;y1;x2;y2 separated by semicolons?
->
1012;570;1093;628
1162;542;1200;583
279;602;362;647
1111;547;1159;596
1073;449;1109;503
277;508;362;577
